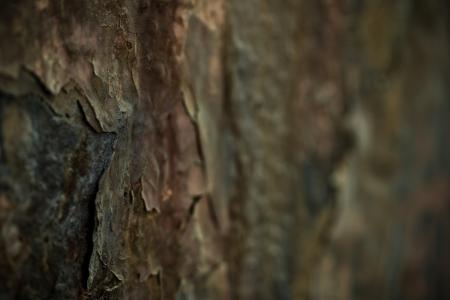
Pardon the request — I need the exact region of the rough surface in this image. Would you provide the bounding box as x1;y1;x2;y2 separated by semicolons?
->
0;0;448;299
0;78;116;299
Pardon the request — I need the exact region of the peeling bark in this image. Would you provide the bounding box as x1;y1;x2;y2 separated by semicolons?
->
0;0;448;300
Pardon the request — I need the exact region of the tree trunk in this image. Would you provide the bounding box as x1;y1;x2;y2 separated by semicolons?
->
0;0;448;299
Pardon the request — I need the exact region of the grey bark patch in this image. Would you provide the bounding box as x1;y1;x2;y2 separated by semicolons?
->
0;91;116;299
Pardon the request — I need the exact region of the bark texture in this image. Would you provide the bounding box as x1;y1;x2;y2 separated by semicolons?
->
0;0;448;300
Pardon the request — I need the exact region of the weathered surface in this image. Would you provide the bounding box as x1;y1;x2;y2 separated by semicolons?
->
0;0;448;299
0;77;116;299
0;0;188;298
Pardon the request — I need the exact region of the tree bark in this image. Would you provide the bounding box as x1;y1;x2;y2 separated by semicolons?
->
0;0;448;299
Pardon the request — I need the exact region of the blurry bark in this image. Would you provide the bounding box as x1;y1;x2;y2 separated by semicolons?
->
0;1;448;300
311;1;450;300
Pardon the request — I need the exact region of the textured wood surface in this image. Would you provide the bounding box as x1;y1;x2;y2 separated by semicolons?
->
0;0;448;299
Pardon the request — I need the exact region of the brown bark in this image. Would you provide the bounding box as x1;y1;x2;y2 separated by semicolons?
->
0;0;448;299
